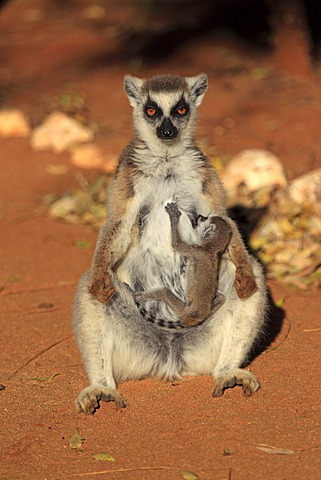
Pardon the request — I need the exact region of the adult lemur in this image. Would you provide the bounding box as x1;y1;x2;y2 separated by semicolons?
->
74;73;267;414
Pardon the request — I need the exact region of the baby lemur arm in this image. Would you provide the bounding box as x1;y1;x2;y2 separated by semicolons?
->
164;202;197;255
201;165;258;299
90;156;136;303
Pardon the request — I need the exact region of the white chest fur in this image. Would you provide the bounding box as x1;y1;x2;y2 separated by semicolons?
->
116;151;216;325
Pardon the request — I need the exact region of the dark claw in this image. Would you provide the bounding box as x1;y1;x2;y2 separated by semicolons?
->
212;385;223;397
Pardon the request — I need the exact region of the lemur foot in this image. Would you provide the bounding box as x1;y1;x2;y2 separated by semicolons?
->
212;369;260;398
90;274;115;304
234;266;258;299
165;202;181;220
76;385;127;415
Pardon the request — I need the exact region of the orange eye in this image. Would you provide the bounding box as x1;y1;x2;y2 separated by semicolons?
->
177;107;187;115
146;107;157;117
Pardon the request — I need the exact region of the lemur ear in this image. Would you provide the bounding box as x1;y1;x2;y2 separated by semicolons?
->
124;75;144;107
185;73;208;107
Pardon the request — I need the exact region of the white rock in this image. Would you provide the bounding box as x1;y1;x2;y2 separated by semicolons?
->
286;168;321;204
222;149;287;195
31;112;94;153
0;109;31;137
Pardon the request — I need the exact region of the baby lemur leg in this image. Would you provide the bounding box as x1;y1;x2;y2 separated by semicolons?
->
74;272;127;414
212;291;226;311
135;288;185;316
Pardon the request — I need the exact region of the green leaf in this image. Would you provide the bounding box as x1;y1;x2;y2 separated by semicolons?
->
274;297;285;308
69;429;84;449
6;274;20;283
91;452;116;462
74;240;92;249
181;470;198;480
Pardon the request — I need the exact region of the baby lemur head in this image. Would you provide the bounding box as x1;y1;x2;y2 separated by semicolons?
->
194;215;232;253
124;73;208;148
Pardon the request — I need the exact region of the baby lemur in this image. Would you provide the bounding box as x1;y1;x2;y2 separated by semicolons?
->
134;202;232;328
74;73;267;415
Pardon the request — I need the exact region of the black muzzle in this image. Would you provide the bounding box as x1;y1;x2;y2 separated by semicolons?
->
157;118;178;140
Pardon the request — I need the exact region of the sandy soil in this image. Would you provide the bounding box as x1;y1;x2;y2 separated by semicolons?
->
0;1;320;479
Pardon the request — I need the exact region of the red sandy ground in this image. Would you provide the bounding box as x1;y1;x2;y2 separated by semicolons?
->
0;2;320;479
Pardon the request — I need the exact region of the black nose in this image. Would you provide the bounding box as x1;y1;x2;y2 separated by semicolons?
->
157;118;178;140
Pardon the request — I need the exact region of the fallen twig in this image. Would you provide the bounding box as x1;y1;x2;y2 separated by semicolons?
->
0;281;77;296
303;327;321;333
8;336;72;380
55;467;183;479
54;466;232;480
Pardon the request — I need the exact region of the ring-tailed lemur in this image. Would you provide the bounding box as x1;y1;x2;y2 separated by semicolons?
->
133;201;232;328
73;73;267;414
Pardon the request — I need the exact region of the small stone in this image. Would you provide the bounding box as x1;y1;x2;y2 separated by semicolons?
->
286;168;321;204
0;109;31;137
31;112;94;153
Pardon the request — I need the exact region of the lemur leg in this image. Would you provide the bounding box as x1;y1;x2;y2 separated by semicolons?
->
212;369;259;398
74;272;127;414
211;291;226;312
211;260;266;397
135;288;186;317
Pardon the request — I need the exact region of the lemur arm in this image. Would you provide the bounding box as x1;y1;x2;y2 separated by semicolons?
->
90;160;136;304
201;166;258;299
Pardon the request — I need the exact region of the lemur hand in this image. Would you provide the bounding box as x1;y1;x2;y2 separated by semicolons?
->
90;273;115;304
234;266;258;299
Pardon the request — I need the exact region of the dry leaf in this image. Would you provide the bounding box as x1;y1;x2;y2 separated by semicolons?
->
91;452;116;462
256;444;294;455
274;297;285;308
223;448;236;456
69;429;84;449
31;373;59;382
181;470;198;480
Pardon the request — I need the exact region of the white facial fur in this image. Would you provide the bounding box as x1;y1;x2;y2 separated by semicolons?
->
124;74;208;152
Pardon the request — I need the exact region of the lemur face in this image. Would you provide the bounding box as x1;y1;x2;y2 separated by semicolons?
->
144;94;188;141
193;214;232;249
124;74;208;144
